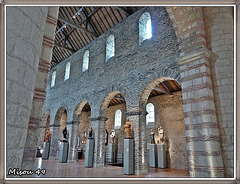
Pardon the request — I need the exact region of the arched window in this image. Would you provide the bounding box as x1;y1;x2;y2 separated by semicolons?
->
146;103;155;126
51;71;56;87
114;109;122;129
64;62;70;81
82;50;89;72
106;35;115;62
139;12;152;45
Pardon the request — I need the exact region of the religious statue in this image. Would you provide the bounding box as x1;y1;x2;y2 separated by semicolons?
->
110;130;115;143
88;127;93;139
158;125;165;144
105;129;108;146
124;118;131;138
62;127;67;141
44;128;51;142
150;129;155;144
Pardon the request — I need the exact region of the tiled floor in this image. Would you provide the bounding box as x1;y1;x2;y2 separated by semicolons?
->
33;158;189;178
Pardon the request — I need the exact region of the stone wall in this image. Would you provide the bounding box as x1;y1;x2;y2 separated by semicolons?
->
146;91;188;170
6;6;49;171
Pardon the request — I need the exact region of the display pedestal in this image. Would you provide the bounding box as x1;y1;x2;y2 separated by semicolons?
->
157;144;166;168
149;144;157;167
124;139;134;175
107;143;116;163
85;139;94;168
59;142;69;163
42;142;50;159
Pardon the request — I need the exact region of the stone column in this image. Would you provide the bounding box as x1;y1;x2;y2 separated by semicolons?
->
91;116;108;167
125;108;147;175
203;7;234;177
67;120;79;161
179;48;224;177
49;124;60;158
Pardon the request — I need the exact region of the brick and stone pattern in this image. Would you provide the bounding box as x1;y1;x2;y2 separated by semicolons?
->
6;6;49;172
203;7;234;178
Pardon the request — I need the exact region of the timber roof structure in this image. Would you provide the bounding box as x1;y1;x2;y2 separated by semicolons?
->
52;6;141;67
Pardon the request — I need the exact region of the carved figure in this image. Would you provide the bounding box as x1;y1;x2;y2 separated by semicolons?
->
63;127;67;140
105;129;108;145
150;129;155;144
44;128;51;142
88;127;93;139
124;118;131;138
110;130;115;143
158;125;165;144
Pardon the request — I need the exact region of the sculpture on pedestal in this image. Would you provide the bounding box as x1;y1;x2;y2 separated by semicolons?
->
62;127;67;141
124;118;131;138
158;125;165;144
44;128;51;142
105;129;108;146
110;130;115;143
88;127;93;139
150;129;155;144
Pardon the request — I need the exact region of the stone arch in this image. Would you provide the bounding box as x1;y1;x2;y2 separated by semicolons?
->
139;77;178;109
99;91;123;117
54;106;67;126
72;100;89;122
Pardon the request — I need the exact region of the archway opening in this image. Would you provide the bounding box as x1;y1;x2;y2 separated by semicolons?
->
140;78;189;173
100;92;126;167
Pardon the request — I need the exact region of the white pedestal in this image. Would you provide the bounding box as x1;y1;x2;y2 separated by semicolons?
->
107;143;116;163
42;142;50;159
59;142;69;163
157;144;166;168
124;139;134;175
149;144;157;167
85;139;94;168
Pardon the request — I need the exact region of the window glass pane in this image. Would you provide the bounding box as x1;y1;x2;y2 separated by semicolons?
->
146;103;155;126
106;35;114;62
51;71;56;87
64;62;70;81
146;19;152;39
114;109;122;129
82;50;89;72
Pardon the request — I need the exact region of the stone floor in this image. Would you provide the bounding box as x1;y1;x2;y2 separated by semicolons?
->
33;158;189;178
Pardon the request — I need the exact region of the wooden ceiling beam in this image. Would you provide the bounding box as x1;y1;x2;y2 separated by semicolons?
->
114;96;125;101
54;43;76;53
58;16;98;37
115;7;131;16
153;87;172;95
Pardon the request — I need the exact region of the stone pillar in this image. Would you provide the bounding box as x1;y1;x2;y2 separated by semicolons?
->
203;7;234;177
67;120;79;161
49;124;60;158
125;108;147;175
91;116;108;167
21;7;59;170
179;48;224;177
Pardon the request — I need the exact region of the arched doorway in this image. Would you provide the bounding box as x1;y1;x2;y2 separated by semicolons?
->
97;91;126;167
49;106;67;157
139;77;189;173
71;100;91;161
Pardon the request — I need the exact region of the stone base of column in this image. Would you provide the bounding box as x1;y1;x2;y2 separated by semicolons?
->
85;139;94;168
149;144;157;168
59;142;69;163
157;144;166;169
124;138;134;175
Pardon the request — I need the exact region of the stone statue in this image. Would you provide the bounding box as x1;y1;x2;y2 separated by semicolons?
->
63;127;67;140
124;118;131;138
88;127;93;139
44;128;51;142
150;129;155;144
158;125;165;144
110;130;115;143
105;129;108;146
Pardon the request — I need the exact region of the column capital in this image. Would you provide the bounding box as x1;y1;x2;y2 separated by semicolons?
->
66;120;79;125
90;116;108;121
125;110;147;116
49;124;60;127
178;47;211;66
